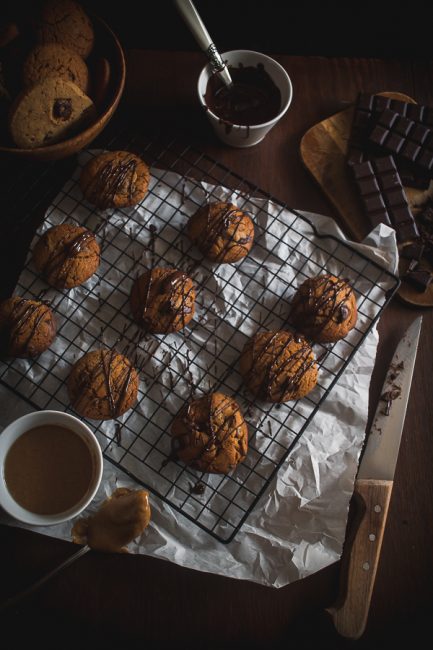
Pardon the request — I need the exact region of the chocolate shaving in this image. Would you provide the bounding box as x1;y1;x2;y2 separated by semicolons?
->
114;422;122;446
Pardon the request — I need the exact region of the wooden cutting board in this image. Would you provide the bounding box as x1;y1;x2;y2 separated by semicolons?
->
300;92;433;307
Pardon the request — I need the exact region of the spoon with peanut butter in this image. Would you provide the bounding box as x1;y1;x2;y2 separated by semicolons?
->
1;488;151;610
71;487;151;553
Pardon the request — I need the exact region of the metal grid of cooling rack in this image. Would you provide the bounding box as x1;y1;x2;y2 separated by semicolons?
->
0;134;399;543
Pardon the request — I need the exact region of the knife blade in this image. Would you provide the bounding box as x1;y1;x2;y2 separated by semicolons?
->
328;316;422;639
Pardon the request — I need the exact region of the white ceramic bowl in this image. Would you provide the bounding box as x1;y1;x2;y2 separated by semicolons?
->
0;410;103;526
198;49;293;148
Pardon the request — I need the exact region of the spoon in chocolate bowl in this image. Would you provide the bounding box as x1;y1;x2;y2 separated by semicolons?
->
174;0;233;88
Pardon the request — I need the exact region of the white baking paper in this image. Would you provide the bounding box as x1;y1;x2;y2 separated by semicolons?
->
0;151;398;587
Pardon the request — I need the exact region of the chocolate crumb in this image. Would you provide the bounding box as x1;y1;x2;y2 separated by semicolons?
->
190;481;205;495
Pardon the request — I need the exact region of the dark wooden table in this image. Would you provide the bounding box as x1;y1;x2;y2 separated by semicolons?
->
1;51;433;649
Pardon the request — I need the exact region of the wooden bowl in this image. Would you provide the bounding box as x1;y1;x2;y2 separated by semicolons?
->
0;15;126;162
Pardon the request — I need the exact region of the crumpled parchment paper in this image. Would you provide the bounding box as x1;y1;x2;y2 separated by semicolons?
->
0;151;398;587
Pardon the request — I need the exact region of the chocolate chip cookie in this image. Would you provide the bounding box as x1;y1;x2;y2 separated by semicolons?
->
36;0;94;59
0;296;56;358
130;267;195;334
9;77;95;148
22;43;89;93
68;348;139;420
80;151;151;209
33;223;100;289
171;392;248;474
290;274;358;343
240;330;318;402
187;201;254;263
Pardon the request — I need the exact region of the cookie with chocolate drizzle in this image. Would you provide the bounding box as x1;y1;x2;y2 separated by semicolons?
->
80;151;150;209
0;296;56;358
290;274;357;343
130;266;195;334
240;330;318;402
187;201;254;263
171;392;248;474
68;348;139;420
33;223;100;289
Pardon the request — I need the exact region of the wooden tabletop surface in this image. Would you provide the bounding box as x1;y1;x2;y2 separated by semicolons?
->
1;51;433;649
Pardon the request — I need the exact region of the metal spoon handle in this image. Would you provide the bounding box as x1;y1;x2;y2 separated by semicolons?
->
0;544;91;611
174;0;233;87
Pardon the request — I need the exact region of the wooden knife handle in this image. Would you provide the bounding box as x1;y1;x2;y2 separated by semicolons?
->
328;478;393;639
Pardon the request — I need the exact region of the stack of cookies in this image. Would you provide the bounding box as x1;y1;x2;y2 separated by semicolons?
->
0;0;111;149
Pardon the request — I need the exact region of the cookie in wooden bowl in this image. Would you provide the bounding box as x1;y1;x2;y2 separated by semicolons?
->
22;43;90;93
36;0;95;60
9;77;96;149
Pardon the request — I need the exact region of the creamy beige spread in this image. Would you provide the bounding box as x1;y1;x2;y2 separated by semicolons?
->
72;487;151;553
4;425;94;515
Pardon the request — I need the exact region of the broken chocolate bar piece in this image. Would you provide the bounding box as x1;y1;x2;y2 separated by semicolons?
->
419;205;433;227
403;267;433;291
400;240;425;261
398;165;431;190
369;109;433;176
351;155;419;241
347;93;433;188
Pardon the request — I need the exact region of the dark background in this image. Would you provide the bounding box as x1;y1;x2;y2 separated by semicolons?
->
4;0;433;59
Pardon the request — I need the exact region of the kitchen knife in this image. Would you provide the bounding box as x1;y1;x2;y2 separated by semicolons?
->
328;316;422;639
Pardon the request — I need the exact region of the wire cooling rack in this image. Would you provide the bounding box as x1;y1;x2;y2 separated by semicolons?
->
0;132;399;543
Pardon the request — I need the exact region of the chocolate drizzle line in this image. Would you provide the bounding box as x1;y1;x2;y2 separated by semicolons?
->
114;422;122;446
84;157;139;210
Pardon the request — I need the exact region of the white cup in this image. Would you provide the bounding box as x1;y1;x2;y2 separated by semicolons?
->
198;49;293;148
0;410;103;526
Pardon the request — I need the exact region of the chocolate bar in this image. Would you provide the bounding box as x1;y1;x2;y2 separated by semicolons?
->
369;109;433;176
347;93;433;188
351;155;419;241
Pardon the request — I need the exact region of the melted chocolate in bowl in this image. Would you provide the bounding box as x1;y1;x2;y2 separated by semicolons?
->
204;64;282;126
4;425;95;515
